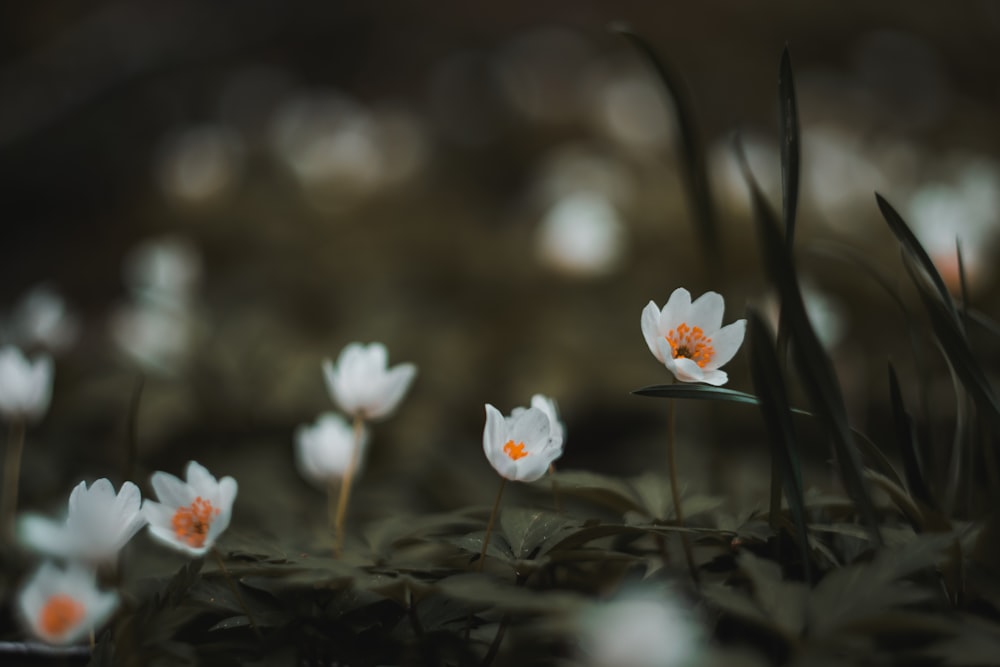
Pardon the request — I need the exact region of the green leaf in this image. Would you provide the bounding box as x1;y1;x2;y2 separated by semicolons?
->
888;363;936;510
747;310;811;581
738;552;809;637
739;140;882;546
540;469;642;514
778;45;800;246
611;23;718;256
436;574;585;613
499;507;578;560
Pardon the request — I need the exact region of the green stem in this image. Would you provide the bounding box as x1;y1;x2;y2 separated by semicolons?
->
1;419;26;539
667;399;699;586
478;478;507;571
212;548;262;640
333;416;365;557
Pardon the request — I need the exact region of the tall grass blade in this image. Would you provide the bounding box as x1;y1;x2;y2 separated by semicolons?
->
888;363;935;509
747;310;811;580
778;46;800;246
612;23;718;256
737;136;882;545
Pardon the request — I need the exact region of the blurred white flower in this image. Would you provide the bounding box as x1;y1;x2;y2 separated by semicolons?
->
142;461;237;557
804;125;889;218
536;191;626;277
295;412;369;486
578;591;703;667
110;303;193;376
709;133;780;214
764;283;848;350
0;345;54;422
155;125;243;204
7;285;79;353
588;66;674;154
483;402;563;482
322;342;417;421
123;236;202;308
642;288;746;386
18;562;118;646
18;479;146;564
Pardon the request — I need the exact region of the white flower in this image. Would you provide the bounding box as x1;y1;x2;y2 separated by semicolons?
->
18;562;119;646
295;412;369;486
8;285;79;353
641;288;746;386
322;342;417;421
142;461;238;557
483;403;563;482
18;479;146;564
124;236;202;309
110;302;193;376
513;394;565;450
0;345;54;422
536;191;626;278
578;591;703;667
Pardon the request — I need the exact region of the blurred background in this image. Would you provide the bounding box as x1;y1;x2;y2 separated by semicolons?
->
2;0;1000;546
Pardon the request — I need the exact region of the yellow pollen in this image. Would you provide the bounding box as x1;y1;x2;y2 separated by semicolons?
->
171;496;220;548
39;594;85;639
666;322;715;368
503;440;528;461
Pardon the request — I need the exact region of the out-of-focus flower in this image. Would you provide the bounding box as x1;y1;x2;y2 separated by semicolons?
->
7;285;79;353
322;343;417;421
142;461;237;557
577;590;703;667
155;125;244;205
295;412;369;486
536;191;626;278
483;403;563;482
587;64;674;155
18;479;146;564
907;158;1000;292
0;346;54;422
18;562;118;646
642;289;746;386
764;283;848;350
123;236;202;309
110;303;194;376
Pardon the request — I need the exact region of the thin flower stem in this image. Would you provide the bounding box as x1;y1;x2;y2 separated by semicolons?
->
548;463;563;513
212;548;262;640
1;419;26;538
477;478;507;571
333;416;365;557
667;398;700;586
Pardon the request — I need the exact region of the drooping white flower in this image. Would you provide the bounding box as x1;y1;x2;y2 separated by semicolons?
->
18;562;119;646
142;461;237;557
295;412;369;486
483;403;563;482
577;590;704;667
322;342;417;421
0;345;54;422
7;285;79;353
641;289;746;386
18;479;146;564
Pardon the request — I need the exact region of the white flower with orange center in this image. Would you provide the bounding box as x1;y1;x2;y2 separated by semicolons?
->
18;479;146;564
142;461;237;557
641;288;746;386
18;562;118;645
0;345;54;422
483;403;563;482
295;411;369;486
322;342;417;421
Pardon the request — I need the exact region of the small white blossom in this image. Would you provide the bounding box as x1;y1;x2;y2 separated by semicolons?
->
483;403;563;482
18;562;118;646
142;461;237;557
123;236;202;309
0;345;54;422
578;591;704;667
536;191;626;278
295;412;369;486
512;394;565;450
322;342;416;421
18;479;146;564
8;285;79;353
641;288;746;386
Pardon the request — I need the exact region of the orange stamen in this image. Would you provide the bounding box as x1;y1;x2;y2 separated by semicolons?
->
39;594;85;639
503;440;528;461
171;496;219;548
666;322;715;368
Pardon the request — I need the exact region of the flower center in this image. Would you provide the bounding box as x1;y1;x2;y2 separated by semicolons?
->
503;440;528;461
666;323;714;368
171;496;219;548
39;594;85;639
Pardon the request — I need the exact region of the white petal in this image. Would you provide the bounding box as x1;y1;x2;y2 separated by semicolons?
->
17;515;71;557
706;319;746;370
641;301;665;362
687;291;725;333
671;357;706;383
513;455;551;482
509;407;550;453
655;339;678;374
216;476;238;513
185;461;217;498
700;369;729;386
67;481;88;517
367;362;417;420
659;288;692;331
141;500;174;531
483;404;506;462
151;471;194;507
530;394;564;447
147;523;209;557
363;342;388;373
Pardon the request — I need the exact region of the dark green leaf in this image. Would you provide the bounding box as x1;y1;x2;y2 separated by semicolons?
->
541;469;642;514
888;363;935;509
739;138;882;546
738;552;809;636
747;310;811;580
778;45;800;246
611;23;718;256
499;507;577;560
